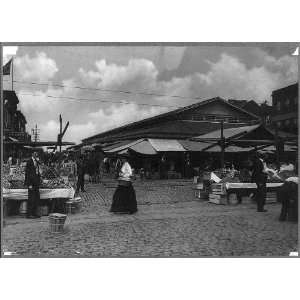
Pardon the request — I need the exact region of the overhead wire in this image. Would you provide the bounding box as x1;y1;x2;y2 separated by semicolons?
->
2;78;198;108
14;91;182;108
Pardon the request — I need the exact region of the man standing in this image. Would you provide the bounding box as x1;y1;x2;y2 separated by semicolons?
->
251;152;268;212
24;151;41;219
76;155;86;193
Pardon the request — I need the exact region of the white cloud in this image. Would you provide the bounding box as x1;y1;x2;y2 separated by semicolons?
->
14;52;58;82
13;47;298;144
89;103;168;134
79;58;158;90
193;53;298;102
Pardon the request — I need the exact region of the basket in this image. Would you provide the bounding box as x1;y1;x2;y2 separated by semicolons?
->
65;197;82;214
49;213;67;233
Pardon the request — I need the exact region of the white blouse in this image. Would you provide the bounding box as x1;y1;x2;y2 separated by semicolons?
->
119;162;133;181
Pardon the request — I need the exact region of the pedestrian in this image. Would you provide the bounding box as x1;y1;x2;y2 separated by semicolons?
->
24;151;41;219
76;155;86;193
251;152;268;212
278;178;298;222
110;153;137;214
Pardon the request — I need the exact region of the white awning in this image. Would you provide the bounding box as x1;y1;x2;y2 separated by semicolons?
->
105;139;144;153
148;139;186;152
130;140;157;155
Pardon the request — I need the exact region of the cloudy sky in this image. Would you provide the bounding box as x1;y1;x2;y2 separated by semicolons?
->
3;44;298;144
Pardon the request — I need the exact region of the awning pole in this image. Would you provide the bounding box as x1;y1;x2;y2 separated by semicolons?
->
220;120;225;169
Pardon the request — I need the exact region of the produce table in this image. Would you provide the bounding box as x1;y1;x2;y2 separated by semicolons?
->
225;182;283;190
3;187;75;200
209;182;284;205
3;187;76;218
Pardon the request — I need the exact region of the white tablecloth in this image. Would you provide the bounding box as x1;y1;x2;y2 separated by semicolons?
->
3;188;75;200
225;182;283;190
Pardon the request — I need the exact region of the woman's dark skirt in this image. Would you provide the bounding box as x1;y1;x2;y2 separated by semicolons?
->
110;183;137;214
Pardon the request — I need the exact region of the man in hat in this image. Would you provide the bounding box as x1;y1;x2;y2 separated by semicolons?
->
251;152;268;212
24;151;41;218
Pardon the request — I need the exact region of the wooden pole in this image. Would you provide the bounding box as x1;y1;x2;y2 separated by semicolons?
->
220;120;225;169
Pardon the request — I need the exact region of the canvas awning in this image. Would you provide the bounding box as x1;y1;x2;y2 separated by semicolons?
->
206;145;254;153
259;144;298;153
148;139;186;152
178;140;210;152
130;140;157;155
105;139;144;153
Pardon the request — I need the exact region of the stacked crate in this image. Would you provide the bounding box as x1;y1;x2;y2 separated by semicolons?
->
209;183;227;205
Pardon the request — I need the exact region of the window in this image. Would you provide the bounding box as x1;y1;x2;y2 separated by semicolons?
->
285;119;290;126
285;98;290;107
276;101;281;111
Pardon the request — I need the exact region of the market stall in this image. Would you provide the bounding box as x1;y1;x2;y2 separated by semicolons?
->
3;164;75;217
195;168;293;205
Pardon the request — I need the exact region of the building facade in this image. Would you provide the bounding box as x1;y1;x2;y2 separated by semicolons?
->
271;83;298;134
3;90;31;161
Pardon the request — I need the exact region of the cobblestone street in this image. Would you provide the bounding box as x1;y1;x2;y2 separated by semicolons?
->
2;180;298;257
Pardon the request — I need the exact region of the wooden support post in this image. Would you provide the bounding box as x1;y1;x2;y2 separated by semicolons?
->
220;120;225;169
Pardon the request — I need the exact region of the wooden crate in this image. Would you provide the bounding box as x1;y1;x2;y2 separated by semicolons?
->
209;193;227;205
211;183;226;195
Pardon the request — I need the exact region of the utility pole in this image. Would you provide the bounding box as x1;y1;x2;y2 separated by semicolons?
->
59;114;62;152
54;114;69;153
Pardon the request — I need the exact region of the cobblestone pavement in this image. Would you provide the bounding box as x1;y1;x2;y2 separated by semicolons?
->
2;180;298;257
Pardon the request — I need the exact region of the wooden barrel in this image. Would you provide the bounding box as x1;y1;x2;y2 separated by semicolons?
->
65;201;76;214
49;213;67;233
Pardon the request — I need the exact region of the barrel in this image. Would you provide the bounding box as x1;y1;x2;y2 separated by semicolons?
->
65;201;76;214
65;197;82;214
49;213;67;233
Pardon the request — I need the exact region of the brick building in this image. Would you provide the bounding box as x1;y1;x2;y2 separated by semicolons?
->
3;90;31;161
271;83;298;134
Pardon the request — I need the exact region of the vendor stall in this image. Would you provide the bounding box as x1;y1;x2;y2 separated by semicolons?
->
2;164;76;217
209;182;283;205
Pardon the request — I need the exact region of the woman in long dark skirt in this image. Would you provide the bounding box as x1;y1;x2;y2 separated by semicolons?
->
110;154;137;214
